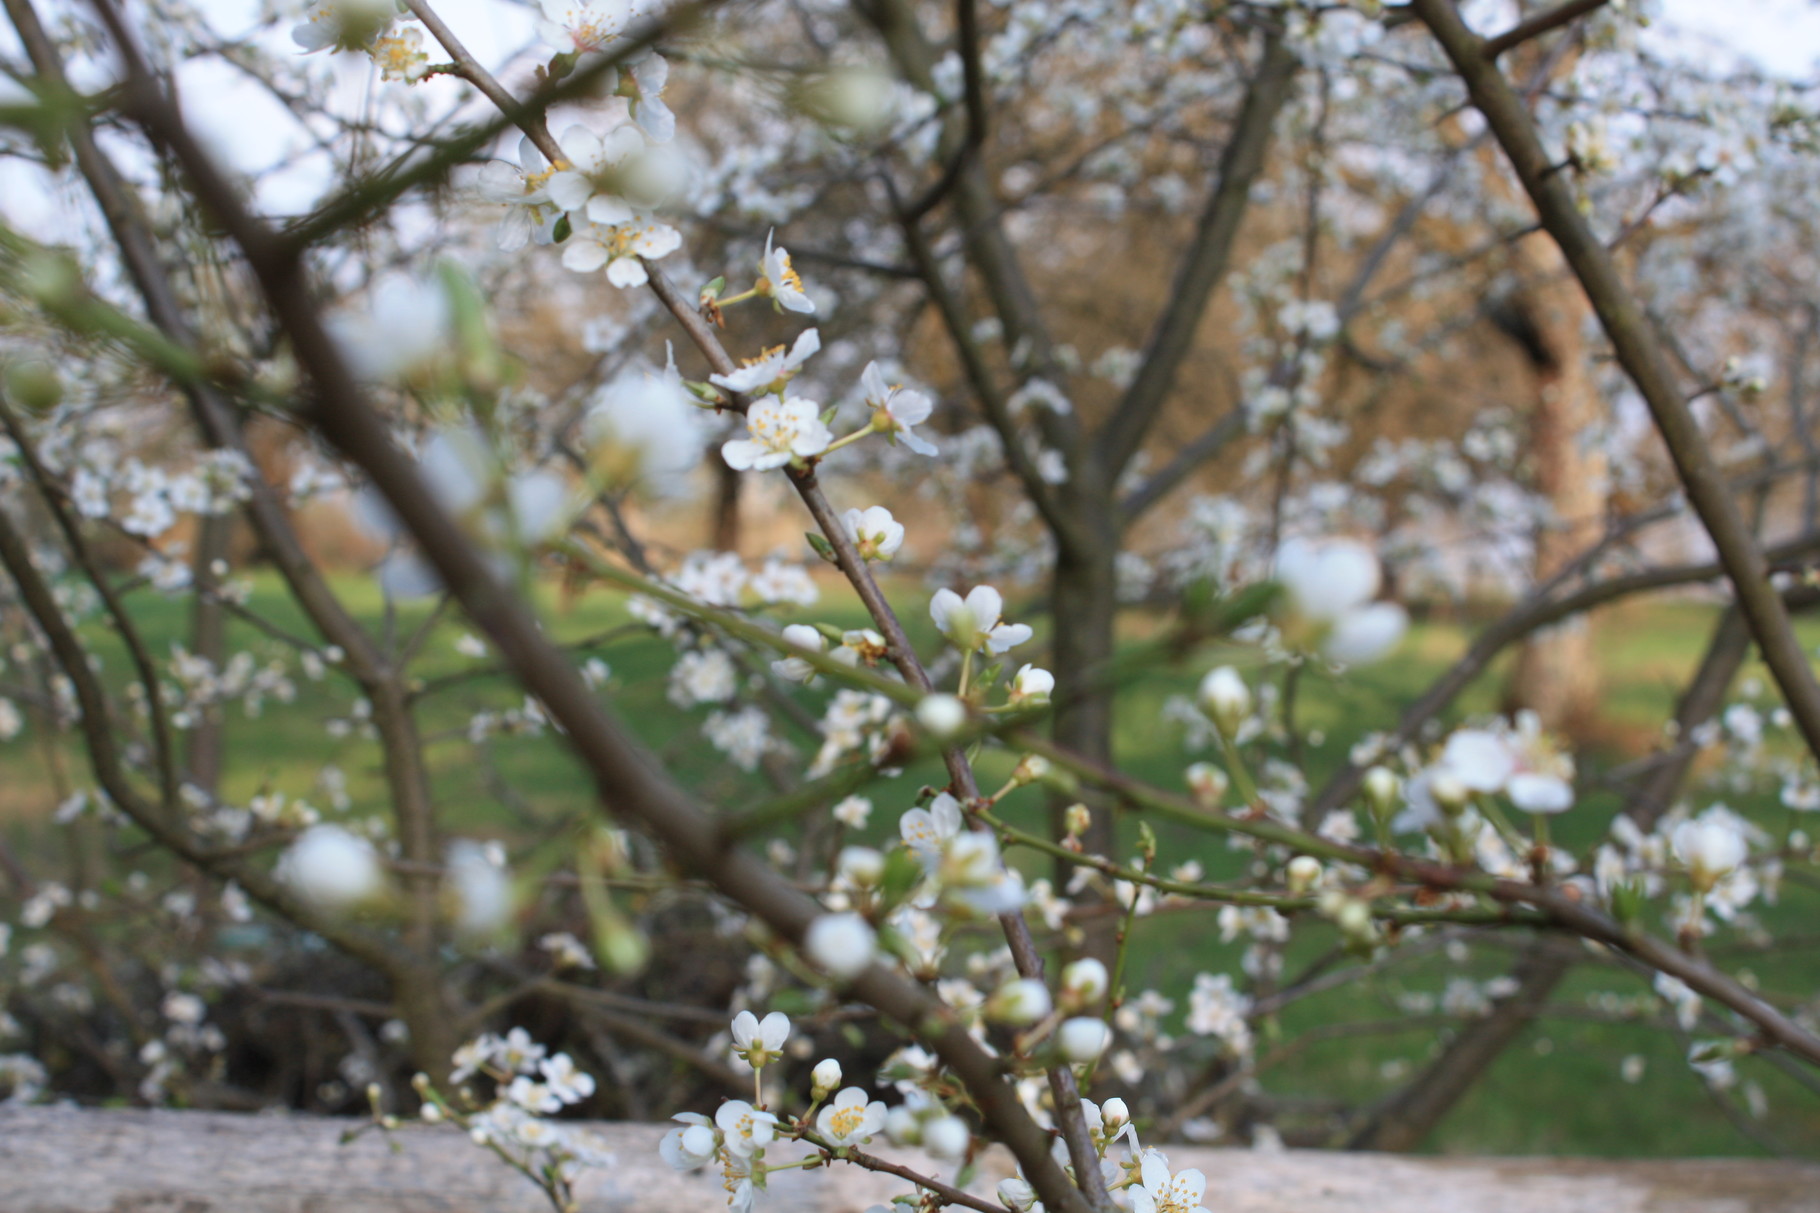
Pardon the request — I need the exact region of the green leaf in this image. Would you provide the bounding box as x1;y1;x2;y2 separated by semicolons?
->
806;532;839;564
552;213;572;244
877;847;925;912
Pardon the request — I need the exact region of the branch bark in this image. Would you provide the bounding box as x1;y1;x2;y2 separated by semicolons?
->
1411;0;1820;767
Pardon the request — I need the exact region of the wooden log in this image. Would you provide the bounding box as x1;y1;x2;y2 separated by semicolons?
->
2;1106;1816;1212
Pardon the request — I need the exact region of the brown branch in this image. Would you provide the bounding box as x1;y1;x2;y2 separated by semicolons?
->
6;0;451;999
827;1143;1003;1213
1097;31;1298;480
1025;736;1820;1069
1411;0;1820;767
1305;520;1820;822
99;27;1093;1211
1482;0;1614;60
0;397;181;818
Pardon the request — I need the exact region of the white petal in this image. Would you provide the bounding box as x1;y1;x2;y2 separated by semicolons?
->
562;239;610;273
1323;602;1407;665
1509;773;1573;814
547;171;594;214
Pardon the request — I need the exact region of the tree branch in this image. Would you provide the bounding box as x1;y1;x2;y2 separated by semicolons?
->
1098;31;1298;480
1411;0;1820;766
1482;0;1614;60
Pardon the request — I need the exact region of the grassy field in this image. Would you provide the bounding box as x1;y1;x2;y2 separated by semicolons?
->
2;570;1817;1157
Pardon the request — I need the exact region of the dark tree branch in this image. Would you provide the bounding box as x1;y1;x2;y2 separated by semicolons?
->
1415;0;1820;767
1482;0;1614;60
1098;32;1298;481
96;16;1096;1210
1306;524;1820;820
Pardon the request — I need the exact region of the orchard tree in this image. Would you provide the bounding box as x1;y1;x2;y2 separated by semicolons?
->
2;0;1820;1208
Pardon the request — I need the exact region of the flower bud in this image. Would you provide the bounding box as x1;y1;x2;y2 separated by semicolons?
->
1010;664;1054;706
1319;889;1377;946
804;912;877;980
1286;856;1322;896
798;65;897;133
1185;762;1230;807
1056;1017;1112;1064
1058;958;1109;1012
922;1114;970;1161
1430;770;1470;814
885;1105;922;1144
837;846;885;888
812;1058;842;1100
997;1177;1039;1213
916;693;968;740
1362;766;1400;819
1009;753;1052;788
1197;667;1250;737
1101;1097;1130;1131
985;977;1053;1026
278;824;385;912
1063;802;1092;839
420;1103;444;1125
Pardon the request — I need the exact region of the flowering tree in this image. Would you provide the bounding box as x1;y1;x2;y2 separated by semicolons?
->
3;0;1820;1208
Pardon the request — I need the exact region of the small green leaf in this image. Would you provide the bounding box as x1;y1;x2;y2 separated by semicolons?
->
806;532;839;563
552;213;572;244
878;847;925;912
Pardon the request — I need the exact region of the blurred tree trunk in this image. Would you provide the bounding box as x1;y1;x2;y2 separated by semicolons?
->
1502;232;1608;732
712;453;742;552
185;513;231;795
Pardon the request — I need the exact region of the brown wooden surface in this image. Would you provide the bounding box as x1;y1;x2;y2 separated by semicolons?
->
2;1106;1816;1212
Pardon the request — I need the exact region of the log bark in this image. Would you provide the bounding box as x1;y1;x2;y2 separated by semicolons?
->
2;1108;1816;1213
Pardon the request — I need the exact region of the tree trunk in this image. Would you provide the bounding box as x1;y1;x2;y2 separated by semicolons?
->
1048;496;1120;963
1502;234;1608;732
1345;939;1573;1151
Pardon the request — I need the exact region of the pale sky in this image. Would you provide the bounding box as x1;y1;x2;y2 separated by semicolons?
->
1658;0;1820;77
8;0;1820;226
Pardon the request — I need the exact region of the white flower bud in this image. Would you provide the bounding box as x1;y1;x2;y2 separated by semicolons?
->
1056;1017;1112;1064
922;1114;970;1161
1362;765;1400;818
1010;664;1054;706
1430;770;1470;813
998;1177;1039;1212
803;65;897;133
1197;667;1250;737
985;977;1053;1026
1059;958;1109;1012
804;912;877;980
884;1105;922;1144
812;1058;842;1099
1320;890;1376;944
278;824;385;911
1010;753;1052;787
1186;761;1230;807
420;1103;444;1125
837;846;886;888
1286;856;1322;895
916;693;969;740
447;840;514;937
1101;1097;1130;1130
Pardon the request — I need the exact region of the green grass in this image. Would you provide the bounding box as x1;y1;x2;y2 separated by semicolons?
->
2;572;1817;1156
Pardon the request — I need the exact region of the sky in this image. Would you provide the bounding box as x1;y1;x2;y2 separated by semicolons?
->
1657;0;1820;77
6;0;1820;227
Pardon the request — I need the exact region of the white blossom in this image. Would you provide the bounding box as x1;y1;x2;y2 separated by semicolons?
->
930;585;1032;654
